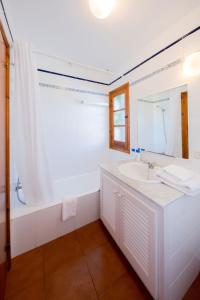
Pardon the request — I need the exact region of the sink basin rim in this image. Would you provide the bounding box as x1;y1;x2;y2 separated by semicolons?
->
118;161;160;184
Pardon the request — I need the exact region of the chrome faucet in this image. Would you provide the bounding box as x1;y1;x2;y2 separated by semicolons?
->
147;162;156;169
142;160;156;169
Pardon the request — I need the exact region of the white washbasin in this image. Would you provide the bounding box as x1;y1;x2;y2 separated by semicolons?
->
118;161;160;183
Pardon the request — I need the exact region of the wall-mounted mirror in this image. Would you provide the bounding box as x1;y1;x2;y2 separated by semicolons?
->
138;85;189;158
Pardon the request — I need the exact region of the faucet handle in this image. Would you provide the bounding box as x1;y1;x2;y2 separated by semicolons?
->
142;159;156;169
148;162;157;169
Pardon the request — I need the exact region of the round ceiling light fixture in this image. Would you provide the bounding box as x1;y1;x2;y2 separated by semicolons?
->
89;0;116;19
183;51;200;77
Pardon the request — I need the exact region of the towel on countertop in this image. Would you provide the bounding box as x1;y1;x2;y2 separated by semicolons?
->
156;177;200;196
160;164;195;182
62;197;78;221
156;165;200;196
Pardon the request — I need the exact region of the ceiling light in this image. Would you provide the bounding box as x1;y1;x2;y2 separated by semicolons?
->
183;51;200;77
89;0;116;19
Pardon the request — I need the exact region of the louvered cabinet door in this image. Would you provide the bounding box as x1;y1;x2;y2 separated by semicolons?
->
119;187;158;299
101;173;119;241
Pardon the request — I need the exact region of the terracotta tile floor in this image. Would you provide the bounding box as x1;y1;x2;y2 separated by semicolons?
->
5;220;200;300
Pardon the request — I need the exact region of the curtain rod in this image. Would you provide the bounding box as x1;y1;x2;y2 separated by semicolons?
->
34;51;116;75
138;98;170;104
10;62;109;86
1;0;200;86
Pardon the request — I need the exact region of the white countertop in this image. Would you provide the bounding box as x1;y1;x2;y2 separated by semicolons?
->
100;160;184;208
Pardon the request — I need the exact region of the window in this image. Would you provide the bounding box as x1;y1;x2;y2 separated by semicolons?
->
109;83;130;153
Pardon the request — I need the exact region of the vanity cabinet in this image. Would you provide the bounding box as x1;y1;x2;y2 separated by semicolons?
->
119;186;158;298
100;169;200;300
101;173;119;241
101;172;158;299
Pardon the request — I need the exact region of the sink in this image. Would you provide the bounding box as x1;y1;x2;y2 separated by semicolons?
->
118;161;161;183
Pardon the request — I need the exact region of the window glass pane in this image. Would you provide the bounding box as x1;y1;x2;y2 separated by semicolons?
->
114;110;125;125
114;127;125;142
114;93;125;110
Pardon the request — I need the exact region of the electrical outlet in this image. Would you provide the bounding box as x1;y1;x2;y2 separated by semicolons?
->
193;151;200;159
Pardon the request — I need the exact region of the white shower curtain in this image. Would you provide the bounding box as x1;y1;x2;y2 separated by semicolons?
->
165;91;182;157
14;41;54;206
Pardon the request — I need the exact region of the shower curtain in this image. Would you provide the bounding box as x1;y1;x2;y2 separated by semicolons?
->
165;90;182;157
14;41;54;205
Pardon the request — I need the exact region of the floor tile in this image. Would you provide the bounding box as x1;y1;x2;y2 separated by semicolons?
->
6;220;199;300
44;231;83;275
76;220;110;254
183;289;199;300
5;247;44;298
85;240;128;294
183;274;200;300
45;256;97;300
5;281;45;300
99;272;153;300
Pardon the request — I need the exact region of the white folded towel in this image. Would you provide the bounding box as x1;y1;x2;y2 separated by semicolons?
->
157;178;200;196
156;166;200;196
161;165;194;182
62;197;77;221
179;175;200;192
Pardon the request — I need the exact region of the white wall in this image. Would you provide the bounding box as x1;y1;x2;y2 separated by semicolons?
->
0;3;110;187
2;1;200;190
10;53;109;186
108;5;200;160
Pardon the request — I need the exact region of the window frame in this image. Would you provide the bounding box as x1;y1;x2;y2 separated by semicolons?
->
109;83;130;153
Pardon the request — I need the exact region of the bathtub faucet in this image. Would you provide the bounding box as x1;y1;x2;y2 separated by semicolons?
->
15;178;26;205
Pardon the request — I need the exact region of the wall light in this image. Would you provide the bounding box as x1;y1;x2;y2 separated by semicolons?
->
183;51;200;77
89;0;116;19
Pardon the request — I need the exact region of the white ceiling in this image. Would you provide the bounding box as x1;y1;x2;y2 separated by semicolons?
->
5;0;200;78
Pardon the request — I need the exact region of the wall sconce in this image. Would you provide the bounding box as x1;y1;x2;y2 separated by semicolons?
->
89;0;116;19
183;51;200;77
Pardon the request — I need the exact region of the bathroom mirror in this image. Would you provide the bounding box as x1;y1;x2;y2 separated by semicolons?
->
138;85;189;158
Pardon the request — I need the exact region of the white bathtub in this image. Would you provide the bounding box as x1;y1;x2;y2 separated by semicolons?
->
10;171;100;257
